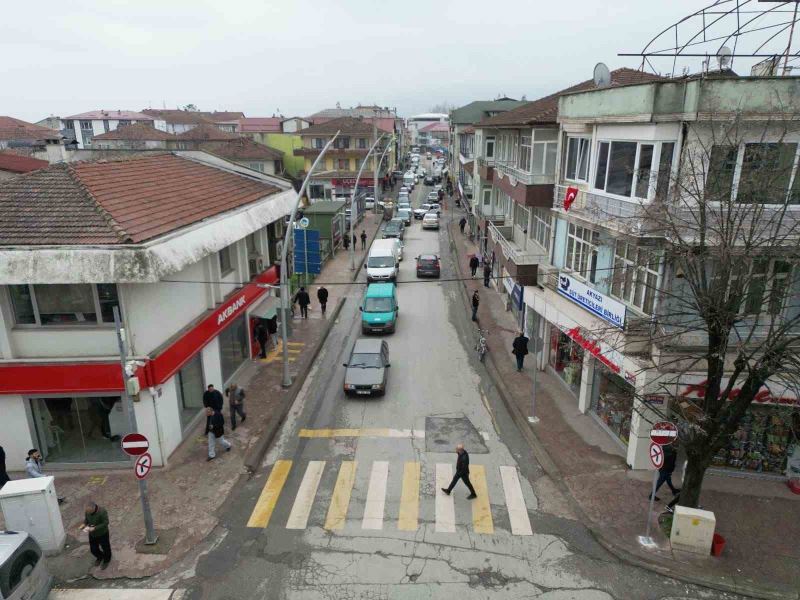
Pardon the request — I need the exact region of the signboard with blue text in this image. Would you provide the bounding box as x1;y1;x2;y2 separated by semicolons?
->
557;273;626;329
294;229;322;275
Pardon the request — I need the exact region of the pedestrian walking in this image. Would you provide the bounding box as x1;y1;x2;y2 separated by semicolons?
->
471;291;480;321
459;217;467;234
26;449;65;503
266;315;279;349
254;318;268;359
353;233;358;249
203;384;223;435
441;444;477;499
226;383;247;430
317;286;329;316
469;255;479;277
343;235;350;250
483;263;491;288
205;407;232;461
0;446;10;489
512;331;529;371
649;443;681;501
81;501;111;569
360;230;367;250
295;287;311;319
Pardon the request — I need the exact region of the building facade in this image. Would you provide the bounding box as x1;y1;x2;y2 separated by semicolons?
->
0;152;294;471
61;110;162;149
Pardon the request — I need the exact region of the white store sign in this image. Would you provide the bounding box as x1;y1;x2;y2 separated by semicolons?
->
557;273;626;329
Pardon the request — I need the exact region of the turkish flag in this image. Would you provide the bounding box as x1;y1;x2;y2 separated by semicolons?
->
564;186;578;212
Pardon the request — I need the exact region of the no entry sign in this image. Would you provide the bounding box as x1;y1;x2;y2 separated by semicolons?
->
135;452;152;480
121;433;150;456
649;442;664;469
650;421;678;446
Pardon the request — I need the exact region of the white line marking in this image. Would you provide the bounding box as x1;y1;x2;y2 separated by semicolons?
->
50;591;180;600
500;466;533;536
122;441;149;448
435;463;456;533
362;461;389;530
285;461;325;529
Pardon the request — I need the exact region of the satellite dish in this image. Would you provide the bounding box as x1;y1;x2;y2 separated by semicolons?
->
717;46;732;69
593;62;611;88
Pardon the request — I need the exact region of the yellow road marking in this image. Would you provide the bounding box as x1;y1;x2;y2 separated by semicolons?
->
298;428;423;439
324;461;358;530
247;460;292;528
287;342;305;347
398;462;420;531
470;465;494;534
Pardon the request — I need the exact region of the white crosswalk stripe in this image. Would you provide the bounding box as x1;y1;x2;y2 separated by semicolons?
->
435;463;456;533
500;466;533;535
286;460;325;529
362;460;389;530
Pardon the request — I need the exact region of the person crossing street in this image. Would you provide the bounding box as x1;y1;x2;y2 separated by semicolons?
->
441;444;477;499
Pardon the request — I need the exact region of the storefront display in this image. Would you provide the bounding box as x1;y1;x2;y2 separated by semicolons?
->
549;328;583;396
590;368;635;445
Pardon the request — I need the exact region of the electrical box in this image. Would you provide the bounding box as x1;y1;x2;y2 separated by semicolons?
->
127;376;141;396
0;476;65;555
670;505;716;555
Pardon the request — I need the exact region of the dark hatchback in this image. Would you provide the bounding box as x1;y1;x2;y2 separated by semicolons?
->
416;254;441;278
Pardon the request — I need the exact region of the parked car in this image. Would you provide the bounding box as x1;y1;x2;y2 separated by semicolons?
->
422;212;440;230
424;175;435;185
426;152;432;159
418;167;426;177
399;186;410;195
413;204;429;219
397;208;412;226
365;196;375;209
360;283;399;334
427;191;440;202
416;254;440;278
383;218;405;240
343;338;390;396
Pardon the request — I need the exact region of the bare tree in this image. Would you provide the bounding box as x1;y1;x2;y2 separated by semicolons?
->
429;102;455;115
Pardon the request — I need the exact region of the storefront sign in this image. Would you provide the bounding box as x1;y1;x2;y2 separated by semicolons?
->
331;178;373;188
564;326;622;375
678;376;799;407
644;394;665;406
557;273;626;329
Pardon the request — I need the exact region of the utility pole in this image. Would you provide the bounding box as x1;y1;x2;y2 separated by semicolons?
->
528;311;540;424
373;121;379;218
350;133;386;270
278;132;340;387
113;306;158;545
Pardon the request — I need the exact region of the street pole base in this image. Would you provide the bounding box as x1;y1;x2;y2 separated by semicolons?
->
144;535;159;546
637;535;657;549
282;379;292;388
527;416;540;424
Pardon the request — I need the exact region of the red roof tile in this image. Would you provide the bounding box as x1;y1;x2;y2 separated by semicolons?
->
0;154;282;245
176;124;239;141
0;116;61;142
141;109;215;125
199;138;283;161
0;152;49;173
299;116;379;136
239;117;282;133
64;110;154;121
93;123;176;141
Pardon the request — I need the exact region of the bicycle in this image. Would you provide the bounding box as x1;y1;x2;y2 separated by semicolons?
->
475;329;488;362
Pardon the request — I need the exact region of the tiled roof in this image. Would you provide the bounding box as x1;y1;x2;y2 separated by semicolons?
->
462;126;475;134
420;122;449;133
206;111;245;122
0;152;49;173
64;110;154;121
0;153;281;245
450;100;526;125
476;68;666;128
175;124;239;141
308;107;396;119
199;138;283;161
0;116;61;142
238;117;282;133
93;123;176;141
141;109;215;125
299;116;379;136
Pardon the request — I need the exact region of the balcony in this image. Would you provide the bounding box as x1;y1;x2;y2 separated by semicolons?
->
553;184;651;235
489;162;554;208
459;151;474;164
495;162;554;186
294;147;370;157
476;156;495;181
487;222;547;286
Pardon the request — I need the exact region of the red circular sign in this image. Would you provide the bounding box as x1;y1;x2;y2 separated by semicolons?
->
650;421;678;446
135;453;153;480
121;432;150;456
649;442;664;469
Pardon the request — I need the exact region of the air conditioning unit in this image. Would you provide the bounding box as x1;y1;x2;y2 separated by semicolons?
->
248;254;265;276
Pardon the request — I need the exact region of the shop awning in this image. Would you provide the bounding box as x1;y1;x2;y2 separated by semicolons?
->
250;295;280;319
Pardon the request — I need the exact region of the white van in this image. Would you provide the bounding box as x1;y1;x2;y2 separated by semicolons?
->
371;237;403;262
0;531;52;600
365;242;400;282
403;172;415;188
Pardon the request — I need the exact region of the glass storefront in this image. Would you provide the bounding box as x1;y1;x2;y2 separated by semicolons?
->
30;396;128;463
590;367;635;445
549;328;583;396
176;354;205;431
219;314;249;383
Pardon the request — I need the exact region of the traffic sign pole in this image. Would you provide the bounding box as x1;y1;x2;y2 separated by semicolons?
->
114;306;158;546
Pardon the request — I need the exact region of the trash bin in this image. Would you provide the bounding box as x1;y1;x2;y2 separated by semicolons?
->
711;533;726;557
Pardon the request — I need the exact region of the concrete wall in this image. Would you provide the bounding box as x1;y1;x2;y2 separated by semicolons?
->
263;133;304;177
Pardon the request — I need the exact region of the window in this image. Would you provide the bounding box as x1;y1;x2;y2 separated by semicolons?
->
482;187;491;207
655;142;675;200
79;120;93;130
337;158;350;170
565;223;599;282
514;203;529;231
738;143;796;204
705;145;737;201
358;138;368;149
611;241;660;314
742;259;793;316
9;284;121;327
565;137;591;182
334;136;351;149
248;162;265;172
118;120;131;127
219;245;234;276
635;144;654;199
518;135;532;171
532;141;557;176
103;119;110;132
176;354;205;431
64;120;74;130
312;138;325;149
486;136;495;158
594;141;669;199
529;207;552;250
219;314;249;382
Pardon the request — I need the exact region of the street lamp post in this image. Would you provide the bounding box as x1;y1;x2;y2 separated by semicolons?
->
373;141;394;216
278;132;340;388
349;133;387;271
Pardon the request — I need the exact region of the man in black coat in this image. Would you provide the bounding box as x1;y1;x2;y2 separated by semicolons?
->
441;444;477;499
471;291;480;321
512;331;529;372
295;287;311;319
254;319;268;358
483;263;492;288
469;255;479;277
459;217;467;235
650;443;681;501
317;286;329;316
202;384;223;434
266;315;279;349
0;446;10;489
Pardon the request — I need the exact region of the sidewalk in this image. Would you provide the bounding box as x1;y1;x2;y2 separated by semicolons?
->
1;212;382;584
446;215;800;600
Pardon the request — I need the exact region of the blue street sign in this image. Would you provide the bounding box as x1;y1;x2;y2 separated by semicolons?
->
294;229;322;274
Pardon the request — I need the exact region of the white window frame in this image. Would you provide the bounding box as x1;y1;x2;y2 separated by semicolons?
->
8;283;120;328
529;207;552;252
518;135;532;172
219;245;234;276
593;140;674;201
610;240;661;314
485;136;495;159
564;136;591;183
741;258;794;316
564;223;600;283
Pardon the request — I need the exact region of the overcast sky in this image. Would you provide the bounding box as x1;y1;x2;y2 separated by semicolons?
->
0;0;783;122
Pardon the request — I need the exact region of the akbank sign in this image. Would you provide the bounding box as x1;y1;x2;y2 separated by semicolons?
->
557;273;626;329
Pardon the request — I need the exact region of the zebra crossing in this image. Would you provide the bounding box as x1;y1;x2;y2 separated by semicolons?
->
246;459;534;536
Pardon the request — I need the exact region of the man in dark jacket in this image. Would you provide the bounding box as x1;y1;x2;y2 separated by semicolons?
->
295;287;311;319
0;446;9;489
649;443;681;500
441;444;477;499
254;319;268;358
203;384;223;434
469;255;479;277
266;315;279;349
82;501;111;569
360;230;367;250
483;263;491;288
512;332;529;371
352;233;358;249
459;217;467;235
317;286;329;316
471;291;479;321
206;407;231;461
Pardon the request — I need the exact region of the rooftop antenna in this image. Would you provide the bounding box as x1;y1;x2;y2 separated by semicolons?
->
717;45;733;70
593;62;612;88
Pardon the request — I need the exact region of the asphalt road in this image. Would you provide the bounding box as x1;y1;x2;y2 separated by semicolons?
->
138;159;744;600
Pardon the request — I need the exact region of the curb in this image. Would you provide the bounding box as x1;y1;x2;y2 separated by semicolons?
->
444;220;797;600
242;215;382;474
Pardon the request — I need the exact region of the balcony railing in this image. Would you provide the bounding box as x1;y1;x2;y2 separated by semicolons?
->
488;222;548;265
495;162;554;186
553;184;650;234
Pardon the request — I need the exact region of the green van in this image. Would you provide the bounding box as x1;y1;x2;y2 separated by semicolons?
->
360;283;398;334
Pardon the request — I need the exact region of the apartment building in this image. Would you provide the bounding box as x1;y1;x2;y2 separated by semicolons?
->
61;110;162;149
0;152;294;470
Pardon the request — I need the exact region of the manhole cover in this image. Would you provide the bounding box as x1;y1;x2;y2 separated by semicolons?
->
425;417;488;454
